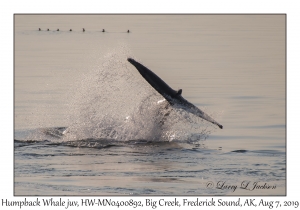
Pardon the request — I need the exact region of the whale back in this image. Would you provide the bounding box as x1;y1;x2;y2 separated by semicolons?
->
127;58;179;101
127;58;223;129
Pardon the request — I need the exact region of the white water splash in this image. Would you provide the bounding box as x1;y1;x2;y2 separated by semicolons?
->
59;45;216;142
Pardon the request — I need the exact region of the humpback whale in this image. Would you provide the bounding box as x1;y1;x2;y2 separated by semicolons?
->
127;58;223;129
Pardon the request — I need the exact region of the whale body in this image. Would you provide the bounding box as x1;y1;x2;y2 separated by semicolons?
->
127;58;223;129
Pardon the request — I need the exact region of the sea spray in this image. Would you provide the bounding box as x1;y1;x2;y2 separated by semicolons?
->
62;46;215;142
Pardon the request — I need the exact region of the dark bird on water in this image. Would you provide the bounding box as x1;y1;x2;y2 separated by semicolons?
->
83;28;85;32
127;30;130;33
57;29;59;31
39;28;41;31
70;29;72;31
47;28;49;31
102;29;105;32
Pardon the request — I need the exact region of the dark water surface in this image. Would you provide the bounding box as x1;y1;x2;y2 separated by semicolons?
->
14;15;285;195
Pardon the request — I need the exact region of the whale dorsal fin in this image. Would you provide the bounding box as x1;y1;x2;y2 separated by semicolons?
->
175;89;182;96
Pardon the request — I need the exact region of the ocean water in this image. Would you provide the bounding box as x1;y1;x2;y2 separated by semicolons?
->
14;15;285;195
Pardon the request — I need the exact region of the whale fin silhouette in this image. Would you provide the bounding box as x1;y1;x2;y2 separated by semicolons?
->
175;89;182;96
127;58;223;129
